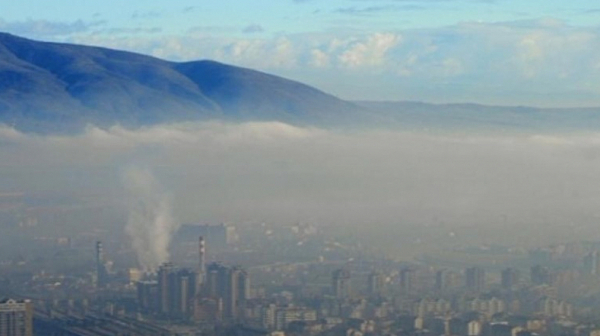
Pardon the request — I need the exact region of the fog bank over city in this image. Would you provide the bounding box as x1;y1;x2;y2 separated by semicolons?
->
0;121;599;248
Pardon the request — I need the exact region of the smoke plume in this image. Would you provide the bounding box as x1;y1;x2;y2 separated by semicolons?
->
123;166;178;272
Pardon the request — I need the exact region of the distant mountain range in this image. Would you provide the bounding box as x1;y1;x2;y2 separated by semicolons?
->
357;101;600;132
0;32;599;133
0;32;363;132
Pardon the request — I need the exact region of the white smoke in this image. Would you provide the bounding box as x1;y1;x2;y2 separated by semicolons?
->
122;166;178;272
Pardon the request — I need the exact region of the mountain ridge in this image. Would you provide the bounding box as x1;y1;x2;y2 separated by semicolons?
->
0;32;362;133
2;32;600;133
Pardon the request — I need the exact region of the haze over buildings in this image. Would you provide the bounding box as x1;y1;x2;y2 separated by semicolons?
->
1;1;600;335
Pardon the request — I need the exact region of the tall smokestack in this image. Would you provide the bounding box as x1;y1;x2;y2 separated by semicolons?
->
96;241;107;288
96;241;104;265
198;236;206;287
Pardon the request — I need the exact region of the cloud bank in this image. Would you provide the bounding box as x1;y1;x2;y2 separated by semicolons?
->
2;121;600;246
31;18;595;107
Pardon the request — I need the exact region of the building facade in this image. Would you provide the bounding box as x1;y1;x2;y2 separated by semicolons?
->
0;299;33;336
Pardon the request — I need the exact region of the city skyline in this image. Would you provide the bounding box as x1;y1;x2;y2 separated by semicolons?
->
3;1;600;335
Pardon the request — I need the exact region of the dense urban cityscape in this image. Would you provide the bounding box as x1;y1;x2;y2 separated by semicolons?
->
1;1;600;336
3;219;600;336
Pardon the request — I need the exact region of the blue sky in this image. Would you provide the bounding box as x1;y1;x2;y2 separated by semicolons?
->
2;0;600;106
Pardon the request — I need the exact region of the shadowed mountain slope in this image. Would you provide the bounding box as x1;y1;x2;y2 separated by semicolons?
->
0;33;361;133
1;33;600;134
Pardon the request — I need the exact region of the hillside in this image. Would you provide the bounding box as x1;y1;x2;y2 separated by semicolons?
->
0;33;361;132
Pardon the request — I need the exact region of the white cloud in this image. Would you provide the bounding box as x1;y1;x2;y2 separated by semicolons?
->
214;37;298;69
338;33;401;68
0;18;105;38
310;48;330;67
4;121;600;250
7;17;599;106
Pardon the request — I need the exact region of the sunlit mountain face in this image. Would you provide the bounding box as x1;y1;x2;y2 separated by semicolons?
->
2;33;600;134
0;33;363;133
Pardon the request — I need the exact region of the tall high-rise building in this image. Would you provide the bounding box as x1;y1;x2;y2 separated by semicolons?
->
368;271;385;296
583;251;600;275
175;269;197;317
530;265;552;286
400;268;416;292
95;241;108;288
204;263;222;299
95;241;103;266
158;262;174;315
198;236;206;289
227;267;249;320
203;263;250;322
157;263;197;318
435;269;449;292
465;267;485;292
0;299;33;336
332;269;351;299
501;268;519;289
136;281;159;313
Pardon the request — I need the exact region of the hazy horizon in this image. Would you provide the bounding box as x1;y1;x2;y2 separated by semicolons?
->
2;121;600;257
4;2;600;335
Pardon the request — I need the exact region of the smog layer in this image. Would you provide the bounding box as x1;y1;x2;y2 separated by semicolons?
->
1;121;600;257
